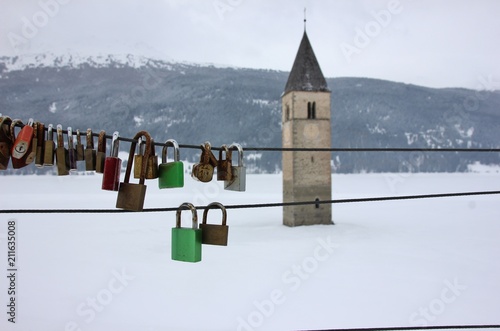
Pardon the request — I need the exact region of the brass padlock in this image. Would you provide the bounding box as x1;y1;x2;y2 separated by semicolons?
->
67;127;77;172
43;124;55;166
191;142;218;183
102;131;122;191
146;139;158;179
116;131;152;211
35;122;45;168
76;129;85;161
96;130;106;173
217;144;232;181
84;128;97;171
0;116;13;170
200;202;229;246
10;118;35;169
55;124;69;176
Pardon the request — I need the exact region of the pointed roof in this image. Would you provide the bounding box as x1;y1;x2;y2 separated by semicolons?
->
284;31;329;94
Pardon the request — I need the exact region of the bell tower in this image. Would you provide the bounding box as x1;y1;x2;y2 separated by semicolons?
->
282;29;332;226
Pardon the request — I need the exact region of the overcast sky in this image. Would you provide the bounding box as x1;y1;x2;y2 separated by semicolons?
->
1;0;499;89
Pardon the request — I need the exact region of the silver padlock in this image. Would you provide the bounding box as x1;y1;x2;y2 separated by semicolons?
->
224;143;246;192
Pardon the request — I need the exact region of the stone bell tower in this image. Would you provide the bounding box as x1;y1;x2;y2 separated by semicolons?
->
282;29;332;226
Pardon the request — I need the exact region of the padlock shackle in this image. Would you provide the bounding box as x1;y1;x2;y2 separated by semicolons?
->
56;124;64;148
86;128;94;149
97;130;106;153
200;141;218;167
149;139;156;157
202;202;227;226
47;124;54;142
0;116;13;137
9;119;23;140
229;143;244;167
110;131;120;157
176;202;198;229
67;127;74;149
76;129;82;146
137;137;144;155
162;139;180;163
123;131;152;185
0;117;13;148
218;144;230;161
37;122;45;143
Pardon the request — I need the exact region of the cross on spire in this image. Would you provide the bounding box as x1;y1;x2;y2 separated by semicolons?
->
304;8;307;31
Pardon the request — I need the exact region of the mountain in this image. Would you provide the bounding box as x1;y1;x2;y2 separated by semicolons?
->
1;53;499;174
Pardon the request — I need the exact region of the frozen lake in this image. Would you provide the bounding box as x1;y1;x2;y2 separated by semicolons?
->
0;172;499;331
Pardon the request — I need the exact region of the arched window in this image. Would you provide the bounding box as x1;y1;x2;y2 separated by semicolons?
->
307;102;316;119
285;105;290;121
315;197;320;209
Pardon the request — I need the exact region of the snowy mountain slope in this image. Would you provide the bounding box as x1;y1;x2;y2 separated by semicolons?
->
0;52;236;72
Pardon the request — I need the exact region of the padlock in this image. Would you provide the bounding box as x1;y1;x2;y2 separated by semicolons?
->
191;142;218;183
217;144;232;181
200;202;229;246
146;139;158;179
76;129;85;161
0;116;13;170
133;137;158;179
43;124;55;166
116;131;151;211
158;139;184;189
35;122;45;168
67;127;77;172
10;119;35;169
224;143;246;192
96;130;106;173
133;137;144;179
29;121;38;166
172;203;202;263
84;128;97;171
55;124;69;176
102;131;122;191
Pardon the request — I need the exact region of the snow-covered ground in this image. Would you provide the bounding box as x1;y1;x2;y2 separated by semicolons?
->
0;172;499;331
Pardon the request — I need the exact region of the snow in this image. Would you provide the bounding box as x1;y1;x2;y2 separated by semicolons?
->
133;115;144;127
49;102;57;113
0;173;499;331
0;52;242;73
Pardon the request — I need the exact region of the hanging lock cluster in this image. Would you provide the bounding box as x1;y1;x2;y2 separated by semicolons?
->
172;202;229;263
0;115;247;213
191;141;246;191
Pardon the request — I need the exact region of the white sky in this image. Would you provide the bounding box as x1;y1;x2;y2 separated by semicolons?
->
1;0;499;89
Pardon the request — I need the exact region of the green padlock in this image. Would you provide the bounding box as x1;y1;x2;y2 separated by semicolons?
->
158;139;184;189
172;203;202;263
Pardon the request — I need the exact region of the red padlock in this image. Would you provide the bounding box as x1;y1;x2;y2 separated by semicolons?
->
10;118;35;169
102;131;122;191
